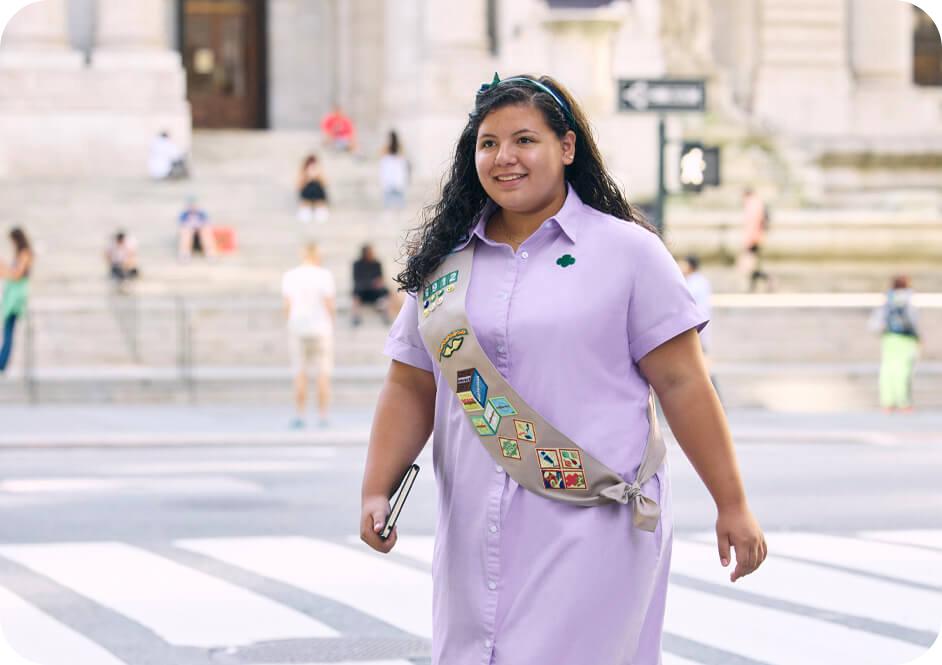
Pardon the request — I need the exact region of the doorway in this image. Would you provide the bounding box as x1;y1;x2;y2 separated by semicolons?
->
179;0;267;128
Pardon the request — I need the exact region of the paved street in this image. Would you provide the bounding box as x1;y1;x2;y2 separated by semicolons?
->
0;409;940;665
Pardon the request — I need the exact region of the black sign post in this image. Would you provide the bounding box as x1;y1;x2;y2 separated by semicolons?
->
617;79;706;234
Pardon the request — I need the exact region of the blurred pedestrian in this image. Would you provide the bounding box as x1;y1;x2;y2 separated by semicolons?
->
0;228;33;373
361;73;766;665
739;187;772;292
178;196;216;260
282;243;336;428
105;230;139;289
148;130;188;180
296;154;329;224
379;130;409;209
320;105;357;153
870;275;920;412
352;244;394;326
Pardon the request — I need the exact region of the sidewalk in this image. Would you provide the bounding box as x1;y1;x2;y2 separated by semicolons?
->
0;404;940;448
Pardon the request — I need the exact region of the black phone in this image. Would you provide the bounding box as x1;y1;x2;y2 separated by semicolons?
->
380;464;420;540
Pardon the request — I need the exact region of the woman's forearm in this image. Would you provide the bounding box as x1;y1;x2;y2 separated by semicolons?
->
659;374;747;511
361;365;436;500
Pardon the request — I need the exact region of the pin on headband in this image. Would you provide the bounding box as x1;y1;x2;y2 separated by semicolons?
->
475;72;576;129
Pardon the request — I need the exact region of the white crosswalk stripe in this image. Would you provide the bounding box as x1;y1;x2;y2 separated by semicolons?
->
177;536;434;639
0;531;938;665
0;542;337;648
0;585;126;665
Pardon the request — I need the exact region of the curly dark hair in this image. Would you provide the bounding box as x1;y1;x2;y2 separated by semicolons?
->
395;74;654;293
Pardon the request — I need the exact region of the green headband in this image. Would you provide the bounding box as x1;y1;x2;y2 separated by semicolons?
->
475;72;576;129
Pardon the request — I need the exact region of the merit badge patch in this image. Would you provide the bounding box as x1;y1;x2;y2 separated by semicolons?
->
499;437;521;460
470;414;497;436
559;449;583;470
542;470;565;490
439;328;468;360
513;419;536;443
457;368;488;412
488;396;518;417
483;400;502;432
536;448;560;469
562;470;587;490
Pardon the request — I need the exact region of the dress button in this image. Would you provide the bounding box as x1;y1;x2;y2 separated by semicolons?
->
485;639;493;648
489;524;498;534
488;581;497;590
496;345;505;353
495;464;503;473
521;251;529;259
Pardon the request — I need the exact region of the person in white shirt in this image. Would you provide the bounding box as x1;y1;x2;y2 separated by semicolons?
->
379;130;409;208
281;243;336;428
148;131;187;180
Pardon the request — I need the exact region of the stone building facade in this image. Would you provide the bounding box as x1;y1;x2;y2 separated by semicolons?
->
1;0;940;204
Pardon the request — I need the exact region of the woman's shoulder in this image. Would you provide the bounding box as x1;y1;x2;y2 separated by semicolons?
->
579;206;661;250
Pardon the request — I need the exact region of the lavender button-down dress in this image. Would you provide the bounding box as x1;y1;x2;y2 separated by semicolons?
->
384;186;707;665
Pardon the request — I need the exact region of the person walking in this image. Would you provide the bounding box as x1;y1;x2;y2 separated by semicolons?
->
740;187;772;292
0;228;34;373
872;275;920;412
297;154;329;223
379;131;409;209
282;243;336;428
360;74;766;665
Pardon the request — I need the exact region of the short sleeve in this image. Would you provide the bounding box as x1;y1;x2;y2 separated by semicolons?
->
384;292;434;372
627;232;709;363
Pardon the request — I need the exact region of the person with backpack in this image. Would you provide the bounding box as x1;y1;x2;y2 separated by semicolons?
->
871;275;920;412
739;187;772;292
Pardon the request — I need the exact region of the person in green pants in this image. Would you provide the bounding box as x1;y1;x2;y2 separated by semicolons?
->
874;275;920;412
0;228;33;373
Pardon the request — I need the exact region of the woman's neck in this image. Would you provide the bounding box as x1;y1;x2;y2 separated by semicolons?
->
488;184;568;250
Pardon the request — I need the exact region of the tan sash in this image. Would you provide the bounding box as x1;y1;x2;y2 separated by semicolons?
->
417;239;666;531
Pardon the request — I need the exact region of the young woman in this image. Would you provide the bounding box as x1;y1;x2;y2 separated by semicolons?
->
360;74;766;664
379;130;409;209
296;154;329;223
0;228;33;373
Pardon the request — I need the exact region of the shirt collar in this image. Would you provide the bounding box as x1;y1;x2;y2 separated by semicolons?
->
452;183;583;252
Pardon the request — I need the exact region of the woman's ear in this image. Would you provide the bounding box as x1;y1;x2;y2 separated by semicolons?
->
561;129;576;165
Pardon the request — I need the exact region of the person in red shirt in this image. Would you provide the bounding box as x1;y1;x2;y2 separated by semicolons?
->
320;105;357;152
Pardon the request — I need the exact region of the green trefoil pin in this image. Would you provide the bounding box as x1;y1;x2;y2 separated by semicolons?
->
556;254;576;268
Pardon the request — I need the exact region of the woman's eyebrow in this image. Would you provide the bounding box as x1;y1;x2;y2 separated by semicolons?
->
478;128;537;139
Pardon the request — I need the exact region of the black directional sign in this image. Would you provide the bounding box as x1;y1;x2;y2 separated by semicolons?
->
617;79;706;113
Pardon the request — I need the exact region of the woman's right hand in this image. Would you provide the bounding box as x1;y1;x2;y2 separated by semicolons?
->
360;494;397;553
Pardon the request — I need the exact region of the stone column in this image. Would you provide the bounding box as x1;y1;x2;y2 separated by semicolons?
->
92;0;180;68
851;0;909;84
850;0;933;135
752;0;852;135
541;4;626;115
0;0;82;67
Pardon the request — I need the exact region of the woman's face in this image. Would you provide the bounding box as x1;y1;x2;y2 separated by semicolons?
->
475;103;575;215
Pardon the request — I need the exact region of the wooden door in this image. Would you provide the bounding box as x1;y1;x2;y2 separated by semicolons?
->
182;0;267;128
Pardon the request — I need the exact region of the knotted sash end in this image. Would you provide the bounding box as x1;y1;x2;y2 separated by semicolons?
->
600;481;661;533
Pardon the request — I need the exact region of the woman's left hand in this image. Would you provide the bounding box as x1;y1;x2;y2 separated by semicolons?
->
716;503;767;582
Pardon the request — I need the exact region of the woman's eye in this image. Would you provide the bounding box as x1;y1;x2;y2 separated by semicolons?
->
518;136;534;144
480;140;495;149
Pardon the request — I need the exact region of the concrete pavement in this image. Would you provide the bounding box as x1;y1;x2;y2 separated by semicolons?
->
0;404;941;448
